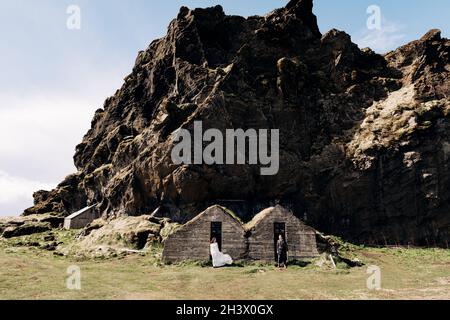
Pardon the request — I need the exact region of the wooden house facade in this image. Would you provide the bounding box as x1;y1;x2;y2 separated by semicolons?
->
162;205;319;263
162;205;247;263
245;206;319;261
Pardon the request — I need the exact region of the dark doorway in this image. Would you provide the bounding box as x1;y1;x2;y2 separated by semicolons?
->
274;222;286;261
211;222;222;251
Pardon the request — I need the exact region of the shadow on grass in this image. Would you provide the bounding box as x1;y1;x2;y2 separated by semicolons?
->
287;259;312;268
169;259;314;270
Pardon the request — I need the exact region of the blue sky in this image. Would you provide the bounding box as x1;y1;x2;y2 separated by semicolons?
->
0;0;449;216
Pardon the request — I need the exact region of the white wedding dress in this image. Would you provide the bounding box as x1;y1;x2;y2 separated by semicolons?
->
210;243;233;267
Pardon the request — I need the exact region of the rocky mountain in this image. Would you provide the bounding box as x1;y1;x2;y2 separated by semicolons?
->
23;0;450;246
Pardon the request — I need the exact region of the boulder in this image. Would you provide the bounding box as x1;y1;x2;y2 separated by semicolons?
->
2;222;51;239
63;215;163;257
0;214;63;239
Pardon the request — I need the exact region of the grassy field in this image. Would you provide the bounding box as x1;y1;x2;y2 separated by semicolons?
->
1;231;450;300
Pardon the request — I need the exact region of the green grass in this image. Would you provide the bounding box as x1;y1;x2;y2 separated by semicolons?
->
1;231;450;300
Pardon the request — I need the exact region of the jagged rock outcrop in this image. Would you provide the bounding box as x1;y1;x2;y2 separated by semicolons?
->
23;173;87;217
22;0;450;246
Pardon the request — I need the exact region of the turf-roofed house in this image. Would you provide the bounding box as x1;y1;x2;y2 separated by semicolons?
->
163;205;319;263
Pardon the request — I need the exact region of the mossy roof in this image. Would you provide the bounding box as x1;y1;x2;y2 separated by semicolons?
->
182;205;244;228
243;207;275;231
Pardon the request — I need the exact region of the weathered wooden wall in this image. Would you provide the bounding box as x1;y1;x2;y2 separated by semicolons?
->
246;206;319;261
162;206;247;263
64;205;98;230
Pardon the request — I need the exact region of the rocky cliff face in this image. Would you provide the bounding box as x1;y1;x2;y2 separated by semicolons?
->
23;0;450;246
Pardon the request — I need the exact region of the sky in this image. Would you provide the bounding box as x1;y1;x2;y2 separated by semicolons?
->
0;0;449;217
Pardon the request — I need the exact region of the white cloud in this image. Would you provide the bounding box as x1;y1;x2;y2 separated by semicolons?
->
354;19;406;53
0;42;130;217
0;1;143;217
0;170;55;216
0;94;100;217
0;94;96;176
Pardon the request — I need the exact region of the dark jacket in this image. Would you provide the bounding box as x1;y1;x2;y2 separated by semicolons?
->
277;239;288;263
277;239;288;254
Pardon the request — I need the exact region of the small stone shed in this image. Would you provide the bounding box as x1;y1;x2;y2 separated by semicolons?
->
162;204;319;263
245;206;319;261
162;205;247;263
64;204;98;230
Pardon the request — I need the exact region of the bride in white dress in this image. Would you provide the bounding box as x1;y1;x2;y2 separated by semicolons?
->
210;238;233;268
